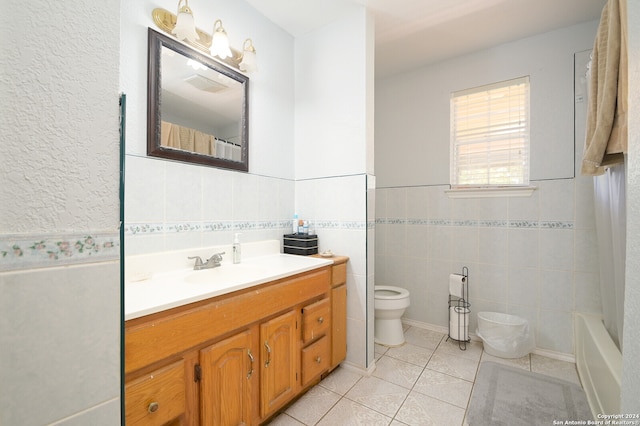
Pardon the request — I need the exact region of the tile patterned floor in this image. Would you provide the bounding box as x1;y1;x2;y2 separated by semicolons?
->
266;326;581;426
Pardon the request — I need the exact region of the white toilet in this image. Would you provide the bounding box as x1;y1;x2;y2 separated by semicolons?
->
374;286;411;346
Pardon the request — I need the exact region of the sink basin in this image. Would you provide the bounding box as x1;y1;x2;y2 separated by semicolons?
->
184;264;269;285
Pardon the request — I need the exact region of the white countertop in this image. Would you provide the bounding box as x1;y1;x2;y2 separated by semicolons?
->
125;252;332;320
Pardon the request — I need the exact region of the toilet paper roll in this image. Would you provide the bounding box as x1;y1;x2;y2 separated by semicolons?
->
449;274;466;298
449;306;470;341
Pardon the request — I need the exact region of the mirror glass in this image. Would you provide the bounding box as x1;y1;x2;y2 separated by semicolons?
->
147;28;249;171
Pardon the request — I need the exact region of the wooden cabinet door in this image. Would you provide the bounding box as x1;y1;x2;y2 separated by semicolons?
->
331;284;347;367
260;310;298;418
200;329;255;426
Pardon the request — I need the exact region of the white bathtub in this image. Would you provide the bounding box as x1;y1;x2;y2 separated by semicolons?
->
574;313;622;417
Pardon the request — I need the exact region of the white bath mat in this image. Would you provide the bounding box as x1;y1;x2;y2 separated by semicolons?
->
467;362;592;425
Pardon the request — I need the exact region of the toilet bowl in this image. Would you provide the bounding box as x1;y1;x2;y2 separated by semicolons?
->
374;286;410;346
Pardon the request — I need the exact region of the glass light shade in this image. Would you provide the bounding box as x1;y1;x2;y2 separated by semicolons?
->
239;39;257;72
172;2;198;43
210;20;232;59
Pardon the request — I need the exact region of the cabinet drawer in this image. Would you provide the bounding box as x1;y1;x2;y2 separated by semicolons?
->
125;360;186;426
301;298;330;343
332;262;347;287
301;336;330;386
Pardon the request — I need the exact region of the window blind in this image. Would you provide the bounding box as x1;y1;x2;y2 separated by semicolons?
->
450;76;530;187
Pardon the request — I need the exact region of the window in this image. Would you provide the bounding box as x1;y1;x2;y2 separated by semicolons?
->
450;76;530;188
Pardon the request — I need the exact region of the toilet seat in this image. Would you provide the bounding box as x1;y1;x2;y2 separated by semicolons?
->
375;285;410;300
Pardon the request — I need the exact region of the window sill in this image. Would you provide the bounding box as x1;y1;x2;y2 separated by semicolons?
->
445;186;537;198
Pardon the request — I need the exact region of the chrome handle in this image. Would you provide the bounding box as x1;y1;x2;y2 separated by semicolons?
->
148;401;159;414
188;256;203;266
317;317;324;324
264;341;271;367
315;356;322;364
209;251;226;262
247;349;254;379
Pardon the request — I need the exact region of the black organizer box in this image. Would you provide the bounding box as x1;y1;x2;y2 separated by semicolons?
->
283;234;318;255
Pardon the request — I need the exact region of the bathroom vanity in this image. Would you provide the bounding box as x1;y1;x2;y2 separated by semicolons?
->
124;248;348;425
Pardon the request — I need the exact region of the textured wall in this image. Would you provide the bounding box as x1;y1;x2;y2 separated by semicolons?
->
0;1;120;234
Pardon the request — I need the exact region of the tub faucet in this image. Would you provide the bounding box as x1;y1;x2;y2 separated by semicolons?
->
188;252;225;270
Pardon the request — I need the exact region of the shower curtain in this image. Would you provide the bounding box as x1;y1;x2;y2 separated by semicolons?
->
583;0;628;349
593;162;626;350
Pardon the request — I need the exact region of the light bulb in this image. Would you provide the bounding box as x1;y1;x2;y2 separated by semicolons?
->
210;19;232;59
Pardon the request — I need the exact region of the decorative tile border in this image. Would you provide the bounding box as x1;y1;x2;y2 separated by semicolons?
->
313;220;367;230
375;218;574;229
429;219;452;226
203;221;234;232
508;220;540;228
134;218;575;233
166;222;202;233
3;217;570;270
452;219;478;227
124;219;369;237
126;223;164;235
0;232;120;272
478;220;509;227
539;221;574;229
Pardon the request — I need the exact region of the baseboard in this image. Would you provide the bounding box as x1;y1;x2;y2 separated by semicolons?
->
402;318;482;342
532;347;575;363
402;318;575;362
338;360;377;377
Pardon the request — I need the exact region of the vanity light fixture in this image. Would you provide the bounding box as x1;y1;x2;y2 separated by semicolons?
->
210;19;232;59
239;38;257;72
152;2;257;72
171;0;199;43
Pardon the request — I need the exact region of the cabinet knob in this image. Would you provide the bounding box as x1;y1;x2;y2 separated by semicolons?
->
148;401;159;414
317;317;324;324
315;356;322;364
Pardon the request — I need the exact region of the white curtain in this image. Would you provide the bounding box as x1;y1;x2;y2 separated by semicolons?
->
593;162;626;350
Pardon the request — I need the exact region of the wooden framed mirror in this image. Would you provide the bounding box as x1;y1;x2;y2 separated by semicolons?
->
147;28;249;171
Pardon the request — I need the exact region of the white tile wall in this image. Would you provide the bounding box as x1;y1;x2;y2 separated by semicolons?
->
0;262;120;425
375;178;601;355
295;174;370;368
125;156;295;256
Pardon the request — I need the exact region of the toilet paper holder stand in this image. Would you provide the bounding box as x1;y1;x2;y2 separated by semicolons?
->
447;266;470;350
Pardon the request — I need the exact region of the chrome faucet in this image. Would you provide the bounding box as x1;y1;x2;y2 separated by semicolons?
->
188;252;225;270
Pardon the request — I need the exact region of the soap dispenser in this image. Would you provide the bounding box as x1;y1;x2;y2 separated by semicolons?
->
233;233;242;264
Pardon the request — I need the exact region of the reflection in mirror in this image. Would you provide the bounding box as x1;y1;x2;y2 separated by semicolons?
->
148;28;249;171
